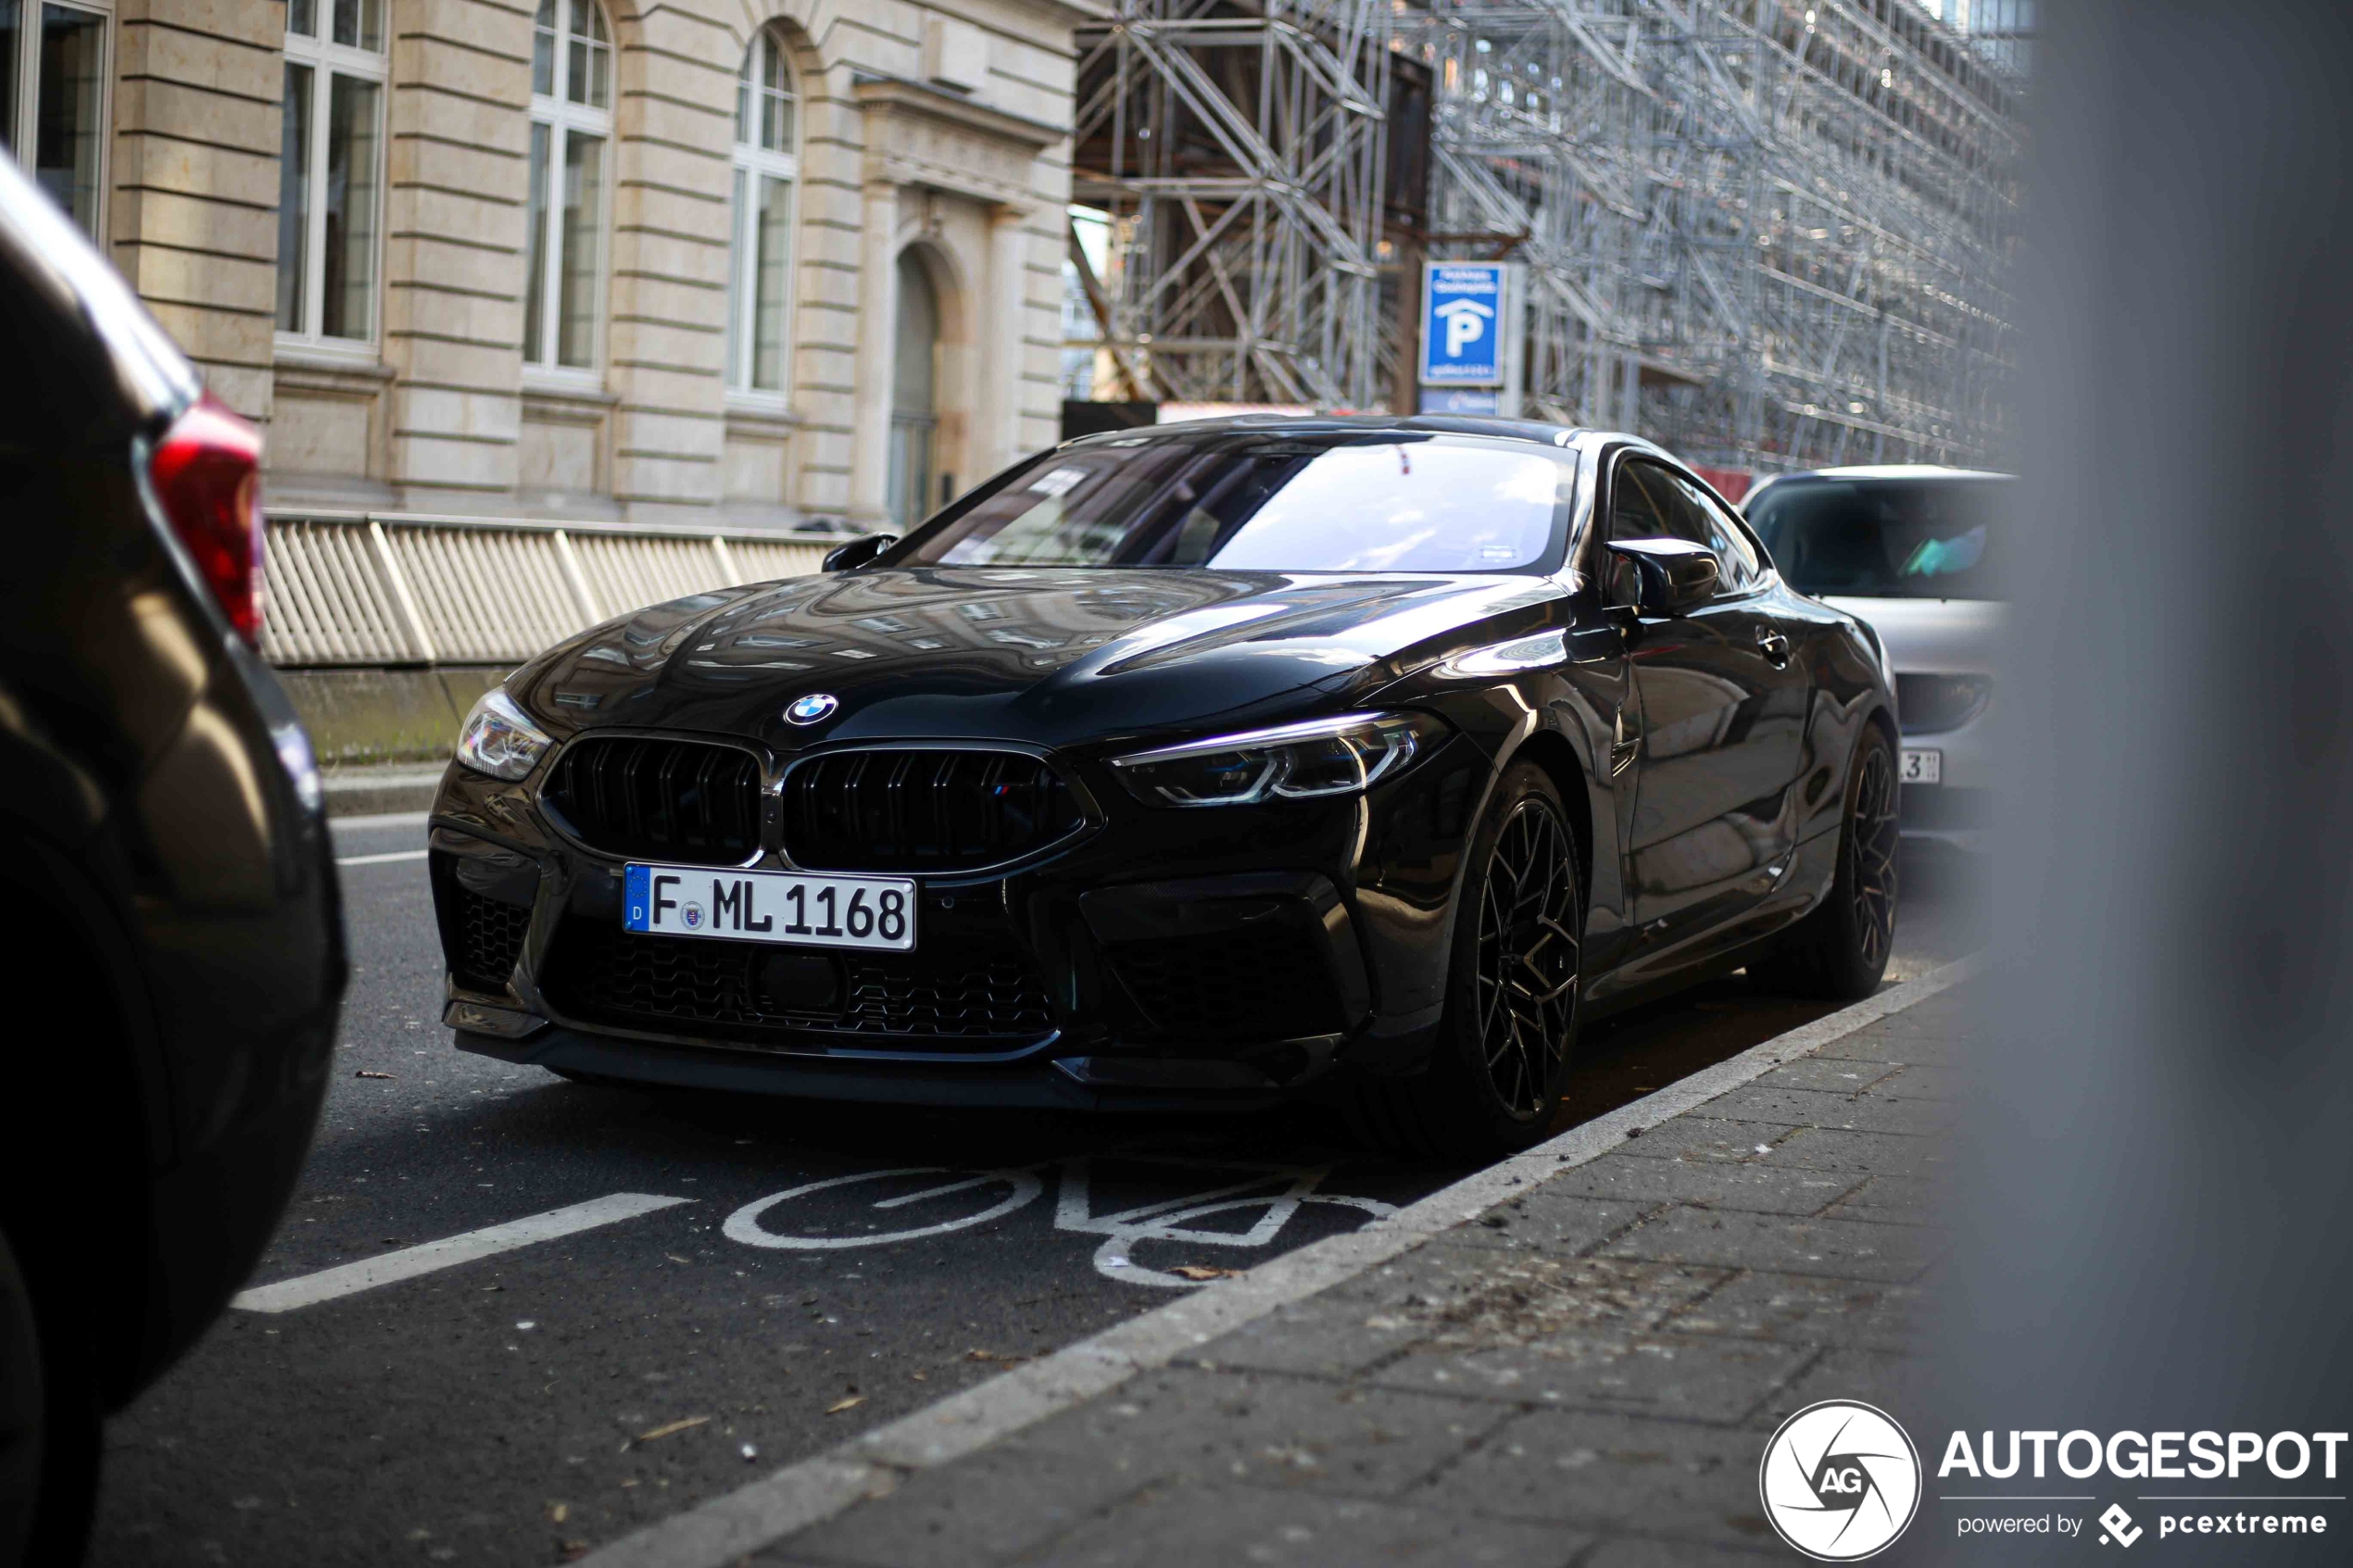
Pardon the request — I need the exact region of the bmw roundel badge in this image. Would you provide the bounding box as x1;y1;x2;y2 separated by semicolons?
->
786;692;839;726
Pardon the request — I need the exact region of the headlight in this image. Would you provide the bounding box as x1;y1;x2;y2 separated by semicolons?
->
1110;711;1445;808
455;686;554;781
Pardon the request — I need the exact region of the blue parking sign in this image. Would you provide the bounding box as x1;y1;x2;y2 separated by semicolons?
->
1421;262;1505;385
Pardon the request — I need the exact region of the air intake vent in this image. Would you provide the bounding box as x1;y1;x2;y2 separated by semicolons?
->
1105;928;1343;1043
431;858;536;994
543;736;763;865
783;749;1084;872
542;918;1055;1049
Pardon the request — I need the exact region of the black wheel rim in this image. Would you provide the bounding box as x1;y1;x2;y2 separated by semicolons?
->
1849;742;1900;969
1474;800;1579;1118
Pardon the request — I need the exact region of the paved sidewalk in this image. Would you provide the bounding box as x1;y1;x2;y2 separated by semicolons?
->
710;983;1966;1568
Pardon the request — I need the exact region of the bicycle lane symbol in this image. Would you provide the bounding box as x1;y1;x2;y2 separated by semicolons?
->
718;1157;1397;1288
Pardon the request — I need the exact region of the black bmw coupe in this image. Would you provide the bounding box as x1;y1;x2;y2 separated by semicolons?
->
429;417;1898;1157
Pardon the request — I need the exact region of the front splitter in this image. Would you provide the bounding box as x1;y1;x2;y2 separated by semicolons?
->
453;1024;1294;1114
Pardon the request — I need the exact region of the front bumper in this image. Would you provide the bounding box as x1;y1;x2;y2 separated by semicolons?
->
427;735;1480;1108
1896;697;1991;851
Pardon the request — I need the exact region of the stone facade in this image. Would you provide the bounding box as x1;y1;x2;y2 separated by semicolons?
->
95;0;1093;529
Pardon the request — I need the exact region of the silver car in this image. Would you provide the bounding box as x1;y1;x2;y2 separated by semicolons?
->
1743;465;2006;852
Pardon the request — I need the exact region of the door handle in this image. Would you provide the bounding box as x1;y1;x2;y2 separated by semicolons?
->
1755;628;1793;668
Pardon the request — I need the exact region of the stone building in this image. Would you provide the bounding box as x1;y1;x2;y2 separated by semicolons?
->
24;0;1090;530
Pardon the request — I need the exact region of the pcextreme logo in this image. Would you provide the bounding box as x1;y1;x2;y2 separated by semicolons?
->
1759;1400;1924;1561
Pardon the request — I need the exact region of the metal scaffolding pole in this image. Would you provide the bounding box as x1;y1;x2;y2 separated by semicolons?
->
1071;0;1395;410
1405;0;2024;470
1067;0;2024;471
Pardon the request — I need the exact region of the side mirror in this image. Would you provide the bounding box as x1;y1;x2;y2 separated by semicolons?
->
822;533;899;572
1606;538;1718;615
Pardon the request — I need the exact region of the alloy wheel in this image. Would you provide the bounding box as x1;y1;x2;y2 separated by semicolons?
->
1473;800;1579;1117
1849;742;1900;970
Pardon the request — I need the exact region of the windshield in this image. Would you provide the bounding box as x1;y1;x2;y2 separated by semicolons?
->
892;433;1574;573
1746;476;2008;599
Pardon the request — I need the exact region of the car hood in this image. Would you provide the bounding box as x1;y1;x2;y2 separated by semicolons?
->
1820;595;2005;675
512;567;1566;751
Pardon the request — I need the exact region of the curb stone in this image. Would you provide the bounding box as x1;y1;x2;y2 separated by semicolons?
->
577;956;1978;1568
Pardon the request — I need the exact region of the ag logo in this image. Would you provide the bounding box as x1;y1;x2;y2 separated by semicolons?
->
786;693;838;726
1758;1399;1921;1561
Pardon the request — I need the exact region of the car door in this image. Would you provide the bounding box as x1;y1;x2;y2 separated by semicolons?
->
1608;455;1813;973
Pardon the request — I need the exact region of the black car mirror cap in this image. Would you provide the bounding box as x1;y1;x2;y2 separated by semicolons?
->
822;533;899;571
1606;538;1718;614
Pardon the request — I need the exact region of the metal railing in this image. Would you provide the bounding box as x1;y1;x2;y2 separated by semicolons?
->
260;512;841;667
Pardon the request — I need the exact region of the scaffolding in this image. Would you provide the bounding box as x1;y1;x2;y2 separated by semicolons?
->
1068;0;1398;410
1070;0;2024;472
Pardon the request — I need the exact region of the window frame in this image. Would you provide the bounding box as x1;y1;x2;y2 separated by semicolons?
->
276;0;388;352
726;26;799;403
4;0;115;242
524;0;614;381
1604;451;1768;605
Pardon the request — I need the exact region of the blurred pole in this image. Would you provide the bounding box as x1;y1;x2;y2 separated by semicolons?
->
1942;3;2353;1559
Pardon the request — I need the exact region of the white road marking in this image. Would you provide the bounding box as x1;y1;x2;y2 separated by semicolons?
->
232;1193;691;1313
722;1169;1042;1251
578;956;1980;1568
330;809;433;832
336;848;429;867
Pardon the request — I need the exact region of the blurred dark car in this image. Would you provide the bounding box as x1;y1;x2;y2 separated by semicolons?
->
0;160;346;1562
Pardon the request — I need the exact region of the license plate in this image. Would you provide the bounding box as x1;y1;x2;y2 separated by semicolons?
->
1900;747;1942;785
623;864;916;951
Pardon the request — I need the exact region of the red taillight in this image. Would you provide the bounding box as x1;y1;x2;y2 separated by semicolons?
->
150;392;265;645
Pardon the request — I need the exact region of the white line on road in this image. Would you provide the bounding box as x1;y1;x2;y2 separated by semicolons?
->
330;809;433;832
232;1193;691;1314
336;849;429;867
577;956;1980;1568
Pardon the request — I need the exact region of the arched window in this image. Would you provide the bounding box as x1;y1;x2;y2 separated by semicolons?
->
727;29;798;395
525;0;611;371
278;0;385;345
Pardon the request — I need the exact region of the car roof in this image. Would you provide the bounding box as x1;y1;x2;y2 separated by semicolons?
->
1061;412;1642;456
1762;464;2014;483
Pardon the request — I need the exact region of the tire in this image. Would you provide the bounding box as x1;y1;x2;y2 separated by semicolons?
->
0;1227;98;1568
1345;762;1583;1160
1749;721;1900;1000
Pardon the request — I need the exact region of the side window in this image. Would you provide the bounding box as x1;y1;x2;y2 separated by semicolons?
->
1619;459;1760;595
1604;458;1673;604
1660;470;1763;591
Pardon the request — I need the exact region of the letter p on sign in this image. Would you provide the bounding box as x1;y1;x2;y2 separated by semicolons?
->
1440;297;1491;357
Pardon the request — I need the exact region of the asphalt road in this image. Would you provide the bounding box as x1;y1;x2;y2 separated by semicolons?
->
87;816;1983;1567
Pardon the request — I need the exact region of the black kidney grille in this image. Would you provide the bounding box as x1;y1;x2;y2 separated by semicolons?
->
783;749;1083;872
450;884;532;993
543;918;1054;1050
544;736;763;864
1105;928;1341;1044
